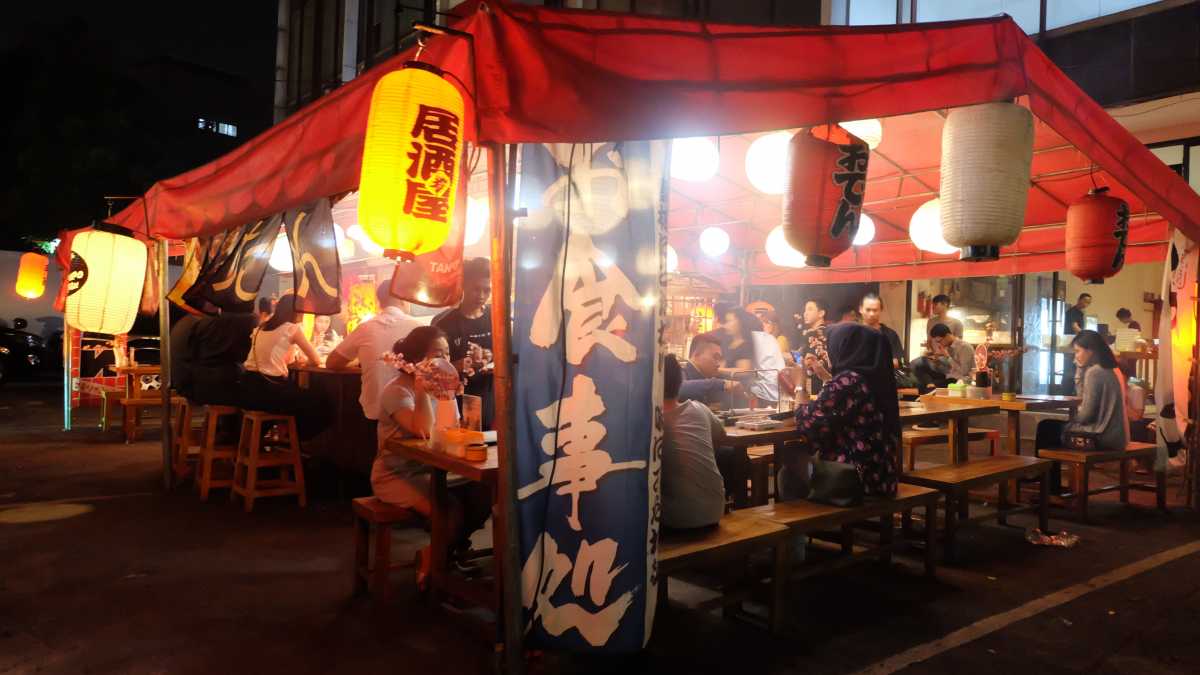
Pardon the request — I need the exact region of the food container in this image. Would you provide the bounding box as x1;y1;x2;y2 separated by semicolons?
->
464;443;488;462
436;428;485;458
947;383;967;397
1001;392;1017;402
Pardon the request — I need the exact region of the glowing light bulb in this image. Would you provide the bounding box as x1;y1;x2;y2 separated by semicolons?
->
670;137;720;182
269;233;293;272
745;131;791;195
838;118;883;150
465;197;489;246
853;213;875;246
666;245;679;273
765;226;807;268
909;198;957;255
699;227;730;258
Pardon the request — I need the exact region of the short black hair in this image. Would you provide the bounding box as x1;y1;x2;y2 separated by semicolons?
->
931;294;951;306
664;354;683;400
463;257;491;283
1078;293;1092;302
257;297;274;315
689;332;722;357
1116;307;1132;320
860;293;883;308
806;298;829;314
393;325;447;360
713;302;735;320
929;323;952;338
838;305;859;321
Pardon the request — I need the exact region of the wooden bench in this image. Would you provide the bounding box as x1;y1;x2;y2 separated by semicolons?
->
120;395;184;443
658;510;792;634
902;427;1000;470
1037;441;1165;522
746;484;940;578
352;497;422;605
900;455;1052;562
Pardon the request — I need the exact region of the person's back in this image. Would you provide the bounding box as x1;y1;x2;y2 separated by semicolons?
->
244;322;299;378
663;402;726;529
1070;363;1127;451
327;280;420;420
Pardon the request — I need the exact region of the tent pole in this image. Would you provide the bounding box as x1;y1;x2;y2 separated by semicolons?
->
486;142;526;675
157;239;173;491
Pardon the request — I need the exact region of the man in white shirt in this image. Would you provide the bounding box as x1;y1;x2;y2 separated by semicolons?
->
326;280;420;421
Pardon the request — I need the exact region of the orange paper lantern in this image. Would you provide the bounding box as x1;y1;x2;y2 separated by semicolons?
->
1065;187;1129;284
15;252;48;300
782;126;869;267
357;62;464;259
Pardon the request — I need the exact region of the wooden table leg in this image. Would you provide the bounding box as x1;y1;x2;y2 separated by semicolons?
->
1007;410;1021;455
770;541;790;635
878;512;894;565
951;415;969;519
923;498;937;577
429;469;451;601
1038;469;1050;533
1076;463;1090;523
943;492;958;564
997;479;1010;526
1119;459;1131;503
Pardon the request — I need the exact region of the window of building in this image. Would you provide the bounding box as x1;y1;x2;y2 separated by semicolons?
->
831;0;1168;33
217;123;238;137
197;117;238;137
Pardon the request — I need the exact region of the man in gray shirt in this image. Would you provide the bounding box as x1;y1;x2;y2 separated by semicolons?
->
912;323;975;393
662;355;727;530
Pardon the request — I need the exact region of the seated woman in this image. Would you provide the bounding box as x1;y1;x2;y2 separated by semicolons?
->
239;292;330;440
1035;329;1128;490
371;326;490;585
778;322;900;499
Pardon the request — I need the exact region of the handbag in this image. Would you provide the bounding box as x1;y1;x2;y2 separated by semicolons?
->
806;456;865;507
1063;430;1101;452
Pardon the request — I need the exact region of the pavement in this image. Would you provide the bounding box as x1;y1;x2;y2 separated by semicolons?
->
2;379;1199;675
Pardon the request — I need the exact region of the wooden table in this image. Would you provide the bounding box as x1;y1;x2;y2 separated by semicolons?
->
291;365;377;474
924;393;1079;456
112;365;162;399
384;437;500;619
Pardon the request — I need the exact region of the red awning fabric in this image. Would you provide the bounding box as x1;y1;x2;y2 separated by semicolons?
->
107;1;1199;283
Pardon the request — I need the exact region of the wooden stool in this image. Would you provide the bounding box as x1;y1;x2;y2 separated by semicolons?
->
352;497;421;604
170;399;201;479
195;405;240;501
99;389;119;432
232;410;306;512
903;427;1000;470
1038;441;1165;522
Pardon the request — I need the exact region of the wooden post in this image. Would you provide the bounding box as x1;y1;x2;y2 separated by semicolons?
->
485;142;525;675
157;239;173;491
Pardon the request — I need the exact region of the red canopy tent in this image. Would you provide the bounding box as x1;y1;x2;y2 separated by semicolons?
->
105;1;1200;288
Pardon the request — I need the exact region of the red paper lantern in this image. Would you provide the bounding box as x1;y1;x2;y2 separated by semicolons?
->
782;125;869;267
1065;187;1129;284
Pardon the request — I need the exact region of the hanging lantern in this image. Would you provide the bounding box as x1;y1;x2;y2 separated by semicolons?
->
357;62;464;260
1065;187;1130;284
782;125;869;267
15;252;49;300
909;198;957;254
64;229;148;334
765;226;806;268
940;102;1033;261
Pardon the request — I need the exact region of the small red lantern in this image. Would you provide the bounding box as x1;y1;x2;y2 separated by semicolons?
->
782;125;869;267
1065;187;1129;284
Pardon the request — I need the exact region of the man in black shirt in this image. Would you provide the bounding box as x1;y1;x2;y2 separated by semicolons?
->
434;258;494;429
1060;293;1091;395
860;293;904;368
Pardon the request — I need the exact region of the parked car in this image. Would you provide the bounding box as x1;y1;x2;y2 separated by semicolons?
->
0;320;50;385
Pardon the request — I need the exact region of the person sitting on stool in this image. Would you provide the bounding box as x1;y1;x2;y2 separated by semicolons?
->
911;323;975;394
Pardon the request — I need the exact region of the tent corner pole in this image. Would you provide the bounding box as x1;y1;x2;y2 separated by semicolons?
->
157;239;173;491
485;141;526;675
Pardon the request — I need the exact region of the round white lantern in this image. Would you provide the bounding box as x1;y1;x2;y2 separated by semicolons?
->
745;132;791;195
671;138;720;182
765;226;807;268
853;213;876;246
940;102;1033;261
910;198;958;255
268;232;293;272
699;226;730;257
666;244;679;273
64;229;148;335
838;119;883;150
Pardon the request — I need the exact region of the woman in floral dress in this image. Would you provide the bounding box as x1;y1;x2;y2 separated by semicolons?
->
780;322;900;498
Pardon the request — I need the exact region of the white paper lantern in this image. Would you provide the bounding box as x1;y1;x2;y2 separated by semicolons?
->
465;197;489;246
671;138;720;182
268;232;293;272
909;198;958;255
64;229;148;335
699;227;730;257
853;213;875;246
765;226;807;268
838;119;883;150
940;102;1033;261
666;245;679;273
745;131;791;195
